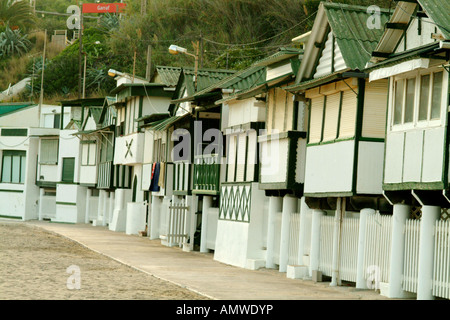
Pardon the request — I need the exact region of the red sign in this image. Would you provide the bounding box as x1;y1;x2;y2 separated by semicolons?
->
82;3;126;13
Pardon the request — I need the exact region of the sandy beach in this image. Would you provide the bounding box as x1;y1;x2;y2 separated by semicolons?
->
0;220;207;300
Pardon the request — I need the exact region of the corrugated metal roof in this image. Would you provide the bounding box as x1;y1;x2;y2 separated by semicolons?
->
154;66;182;86
146;113;191;131
324;2;391;70
0;103;34;117
418;0;450;39
183;67;236;96
252;47;303;67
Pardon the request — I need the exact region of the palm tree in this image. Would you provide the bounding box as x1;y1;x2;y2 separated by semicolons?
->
0;0;35;31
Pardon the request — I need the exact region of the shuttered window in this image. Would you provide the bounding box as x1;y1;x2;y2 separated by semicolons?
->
338;90;357;139
362;79;388;138
226;135;237;182
322;92;340;142
246;130;257;181
235;133;247;182
62;157;75;183
40;139;59;164
81;142;96;166
309;96;324;143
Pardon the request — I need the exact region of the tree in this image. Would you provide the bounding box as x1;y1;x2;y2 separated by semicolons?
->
0;0;36;31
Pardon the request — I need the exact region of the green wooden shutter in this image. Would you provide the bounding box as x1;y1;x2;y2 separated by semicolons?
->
62;157;75;183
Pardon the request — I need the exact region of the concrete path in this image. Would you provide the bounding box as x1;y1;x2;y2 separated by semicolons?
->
27;220;393;300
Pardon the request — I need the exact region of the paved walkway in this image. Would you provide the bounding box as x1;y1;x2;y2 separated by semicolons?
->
27;220;392;300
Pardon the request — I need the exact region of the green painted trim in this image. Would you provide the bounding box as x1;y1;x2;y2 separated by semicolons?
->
191;190;219;195
320;95;327;142
80;183;97;187
35;181;57;188
221;181;252;186
352;78;365;194
304;191;354;198
1;128;28;136
383;182;445;191
80;140;96;144
57;181;80;185
307;136;355;147
0;214;22;219
139;96;143;118
336;91;343;140
359;137;384;143
307;99;312;143
56;201;77;206
173;190;190;196
0;189;23;193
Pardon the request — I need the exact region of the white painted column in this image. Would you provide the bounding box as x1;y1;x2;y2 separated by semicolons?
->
356;208;375;289
279;195;297;272
310;209;325;277
330;197;344;287
297;197;310;265
200;196;212;253
97;190;105;225
109;191;115;225
38;188;45;221
150;195;162;240
102;191;108;226
266;196;283;269
417;205;440;300
388;203;410;298
84;189;91;224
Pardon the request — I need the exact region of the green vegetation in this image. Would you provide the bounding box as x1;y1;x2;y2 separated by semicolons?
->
0;0;393;102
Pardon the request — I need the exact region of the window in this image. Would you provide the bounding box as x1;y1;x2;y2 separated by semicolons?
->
1;150;26;184
53;114;61;129
392;70;444;127
99;133;113;163
61;157;75;183
81;142;96;166
40;139;58;164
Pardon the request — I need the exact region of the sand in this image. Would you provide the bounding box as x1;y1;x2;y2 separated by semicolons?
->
0;221;208;300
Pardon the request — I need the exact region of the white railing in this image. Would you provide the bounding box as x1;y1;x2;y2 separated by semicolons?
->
403;219;421;293
339;217;359;283
287;212;301;265
433;220;450;299
167;199;189;247
319;215;334;277
363;213;392;285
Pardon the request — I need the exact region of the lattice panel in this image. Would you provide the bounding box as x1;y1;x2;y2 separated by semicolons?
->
410;206;422;220
441;208;450;221
219;184;252;222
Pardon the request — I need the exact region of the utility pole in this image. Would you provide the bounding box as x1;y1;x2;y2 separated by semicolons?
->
39;30;47;125
199;32;204;69
78;2;83;99
146;45;152;81
132;49;137;84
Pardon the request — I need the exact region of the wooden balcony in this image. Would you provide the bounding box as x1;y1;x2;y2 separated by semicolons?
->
192;154;220;195
172;160;191;195
258;131;306;192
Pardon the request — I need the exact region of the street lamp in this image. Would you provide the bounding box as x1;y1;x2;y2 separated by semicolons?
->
169;43;199;91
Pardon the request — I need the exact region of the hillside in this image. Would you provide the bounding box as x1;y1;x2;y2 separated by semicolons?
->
0;0;393;103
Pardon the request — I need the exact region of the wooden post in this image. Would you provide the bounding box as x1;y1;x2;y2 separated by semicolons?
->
146;45;152;81
132;49;137;83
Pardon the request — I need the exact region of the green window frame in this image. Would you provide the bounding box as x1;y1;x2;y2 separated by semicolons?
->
1;150;26;184
61;157;75;183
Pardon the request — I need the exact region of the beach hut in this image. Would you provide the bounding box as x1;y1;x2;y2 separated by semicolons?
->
367;0;450;299
286;2;392;285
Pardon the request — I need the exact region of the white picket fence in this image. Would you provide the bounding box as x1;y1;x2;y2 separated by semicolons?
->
339;217;359;283
319;215;334;277
364;213;392;285
433;220;450;299
287;212;301;265
166;199;189;247
403;219;421;293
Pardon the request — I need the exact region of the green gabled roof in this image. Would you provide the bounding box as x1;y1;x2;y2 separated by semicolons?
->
154;66;182;86
182;67;236;96
89;107;103;125
252;47;303;67
145;113;191;131
417;0;450;39
324;2;391;70
0;102;35;117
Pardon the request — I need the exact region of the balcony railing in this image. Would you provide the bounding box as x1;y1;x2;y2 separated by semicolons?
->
173;160;191;195
192;154;220;195
97;161;114;189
